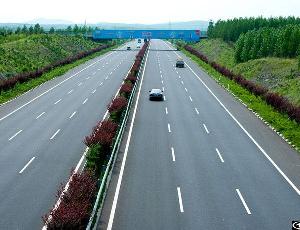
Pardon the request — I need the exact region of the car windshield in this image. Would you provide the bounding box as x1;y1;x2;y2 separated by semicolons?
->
151;89;161;93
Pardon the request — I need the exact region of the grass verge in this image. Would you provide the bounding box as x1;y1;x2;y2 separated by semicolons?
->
0;44;118;105
181;48;300;152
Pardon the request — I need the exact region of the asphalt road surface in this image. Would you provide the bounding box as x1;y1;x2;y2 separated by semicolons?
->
0;40;139;229
99;39;300;230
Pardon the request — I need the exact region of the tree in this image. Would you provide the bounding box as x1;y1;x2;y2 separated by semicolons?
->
28;26;34;34
207;20;214;38
15;26;21;34
21;25;28;34
49;27;55;34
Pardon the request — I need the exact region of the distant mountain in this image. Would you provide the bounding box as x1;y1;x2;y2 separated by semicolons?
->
26;18;74;25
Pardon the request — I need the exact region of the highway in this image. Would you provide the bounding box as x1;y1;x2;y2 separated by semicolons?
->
0;41;139;229
99;39;300;230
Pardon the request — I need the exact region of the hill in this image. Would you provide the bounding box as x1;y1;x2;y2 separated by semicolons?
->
192;39;300;106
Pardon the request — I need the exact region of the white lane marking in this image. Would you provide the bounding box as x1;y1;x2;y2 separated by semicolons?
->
67;89;73;94
82;98;88;105
173;47;300;196
216;148;224;163
9;129;23;141
165;107;168;115
0;52;114;123
195;108;199;115
36;112;46;119
107;47;149;230
102;65;105;68
162;87;165;91
78;82;82;86
54;99;62;105
179;75;181;79
168;123;171;133
99;82;103;86
50;129;60;140
86;76;90;80
181;80;184;85
185;87;188;92
69;111;77;119
171;147;176;162
19;157;35;174
160;70;162;74
164;96;166;101
105;76;108;80
161;74;163;78
177;187;184;213
161;80;164;84
203;124;210;134
236;189;251;214
110;72;113;75
92;89;96;94
189;96;193;102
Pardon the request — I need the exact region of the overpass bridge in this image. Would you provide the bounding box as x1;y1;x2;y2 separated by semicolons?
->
92;29;207;42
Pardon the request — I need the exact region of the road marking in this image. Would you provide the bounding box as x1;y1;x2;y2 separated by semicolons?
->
107;47;149;230
162;86;165;91
236;189;251;214
161;80;164;84
161;74;163;78
78;82;82;86
19;157;35;174
69;111;77;119
102;65;105;68
171;147;176;161
181;80;184;85
168;123;171;133
164;95;166;101
105;76;108;80
36;112;46;119
92;89;96;94
9;129;22;141
203;124;209;134
86;76;90;80
110;72;113;75
0;52;114;123
170;45;300;196
165;107;168;115
50;129;60;140
185;87;188;92
216;148;224;163
195;108;199;115
179;75;181;79
54;99;62;105
177;187;184;213
189;96;193;102
99;82;103;86
82;98;88;104
67;89;73;94
160;70;162;74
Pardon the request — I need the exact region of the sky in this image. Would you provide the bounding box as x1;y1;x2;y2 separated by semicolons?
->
0;0;300;24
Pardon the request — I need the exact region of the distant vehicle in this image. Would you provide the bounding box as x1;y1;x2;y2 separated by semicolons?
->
176;59;185;68
136;44;141;48
137;38;142;43
149;89;164;101
127;46;131;50
144;38;148;43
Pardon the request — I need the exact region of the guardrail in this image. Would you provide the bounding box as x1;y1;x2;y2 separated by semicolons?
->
86;43;149;230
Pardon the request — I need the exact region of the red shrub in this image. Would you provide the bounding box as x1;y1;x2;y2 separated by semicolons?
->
108;96;128;113
125;75;137;84
120;83;133;94
43;170;97;229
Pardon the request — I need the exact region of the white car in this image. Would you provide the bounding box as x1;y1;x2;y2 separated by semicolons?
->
136;44;141;48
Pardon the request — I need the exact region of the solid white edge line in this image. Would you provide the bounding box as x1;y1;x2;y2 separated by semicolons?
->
50;129;60;140
171;147;176;162
0;52;114;123
69;111;77;119
216;148;224;163
203;124;210;134
177;187;184;213
236;189;251;214
185;87;188;92
36;112;46;119
165;107;168;115
195;108;199;115
67;89;73;94
168;123;171;133
19;157;35;174
9;129;23;141
92;89;97;94
165;40;300;196
189;96;193;102
106;46;150;230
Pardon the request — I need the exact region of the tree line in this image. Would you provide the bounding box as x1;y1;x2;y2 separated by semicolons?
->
208;16;300;42
0;23;95;36
235;25;300;62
